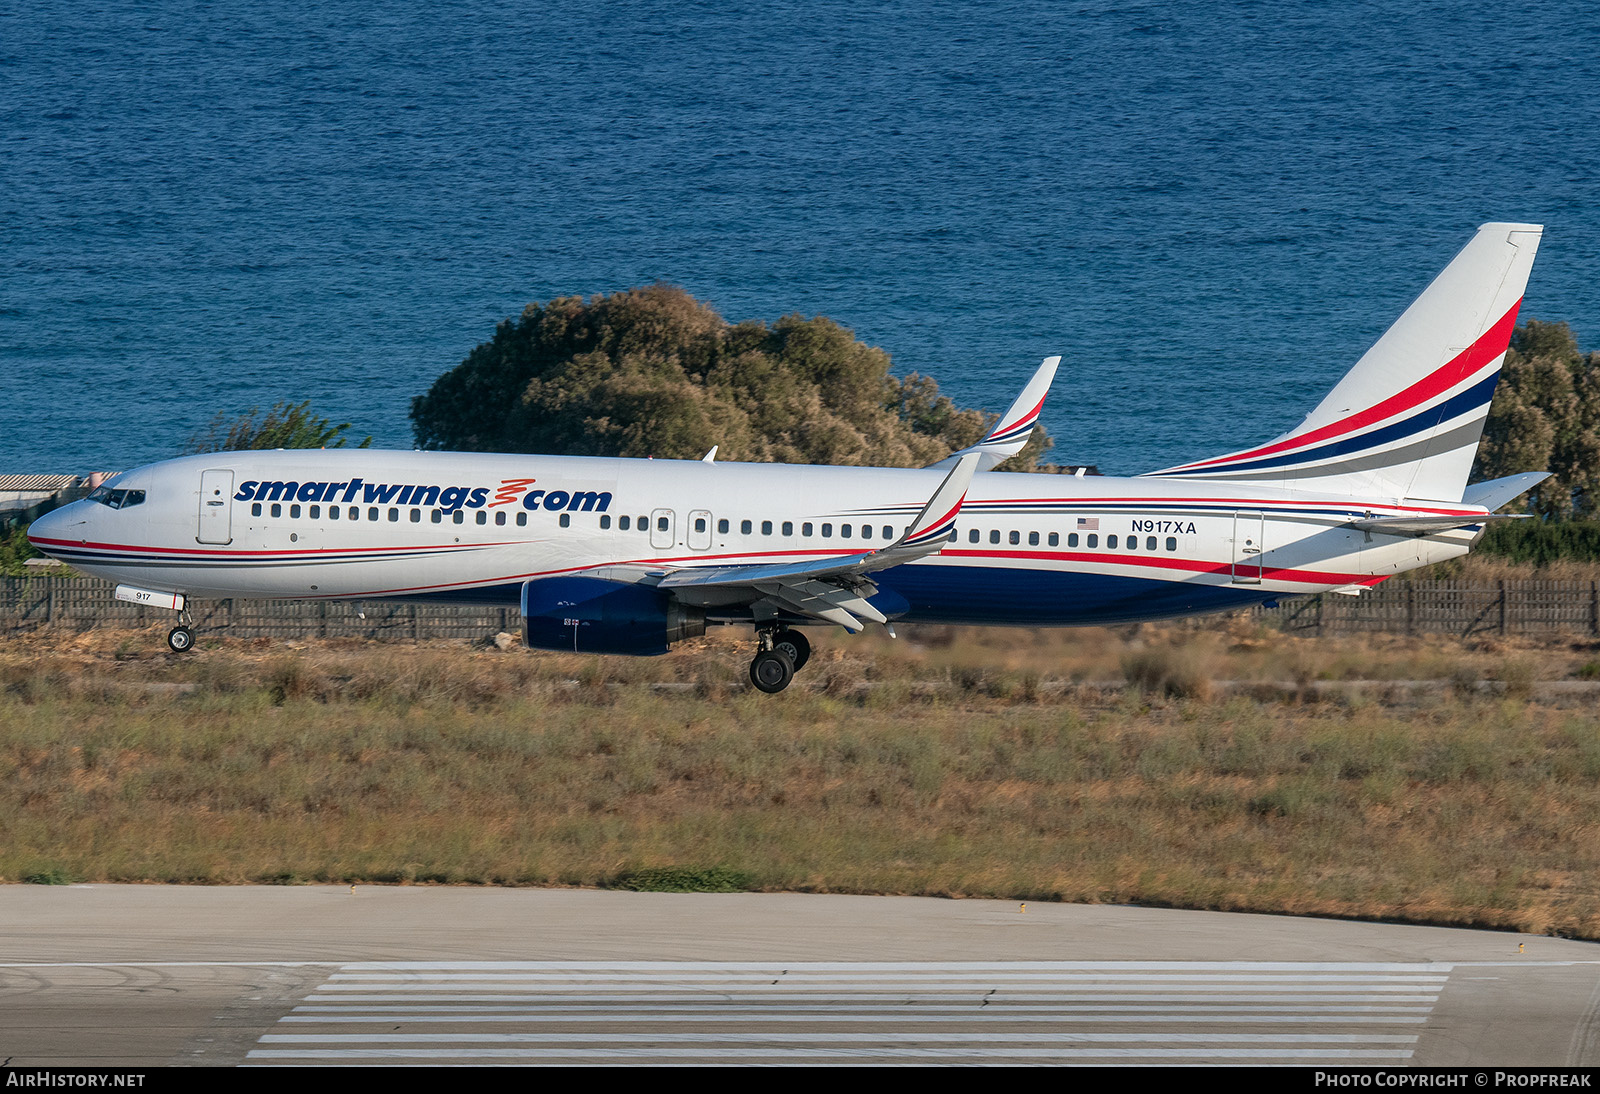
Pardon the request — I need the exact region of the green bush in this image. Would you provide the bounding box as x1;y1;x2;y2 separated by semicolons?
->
607;866;753;893
411;285;1050;469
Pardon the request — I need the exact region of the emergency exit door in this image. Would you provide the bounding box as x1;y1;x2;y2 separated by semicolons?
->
650;508;676;550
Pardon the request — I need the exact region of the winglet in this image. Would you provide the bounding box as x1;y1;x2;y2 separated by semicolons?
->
893;452;981;553
927;356;1060;472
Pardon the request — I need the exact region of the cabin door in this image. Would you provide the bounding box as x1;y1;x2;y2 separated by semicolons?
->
197;469;234;545
1231;511;1264;584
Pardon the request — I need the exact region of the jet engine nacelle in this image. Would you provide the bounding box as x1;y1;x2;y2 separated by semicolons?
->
521;576;706;656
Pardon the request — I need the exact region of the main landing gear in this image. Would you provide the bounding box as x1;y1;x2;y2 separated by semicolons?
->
748;627;811;694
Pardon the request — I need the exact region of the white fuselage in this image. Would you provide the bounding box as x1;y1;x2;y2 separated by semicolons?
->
28;449;1485;626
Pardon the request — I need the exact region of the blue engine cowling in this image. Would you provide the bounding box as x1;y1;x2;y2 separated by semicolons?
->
521;576;706;656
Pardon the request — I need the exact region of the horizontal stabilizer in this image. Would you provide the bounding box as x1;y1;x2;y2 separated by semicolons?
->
1462;471;1551;511
1348;513;1521;537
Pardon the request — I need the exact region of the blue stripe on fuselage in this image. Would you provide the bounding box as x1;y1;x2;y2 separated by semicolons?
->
360;563;1285;625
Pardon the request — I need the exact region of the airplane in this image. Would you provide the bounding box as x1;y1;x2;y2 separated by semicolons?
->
27;222;1549;693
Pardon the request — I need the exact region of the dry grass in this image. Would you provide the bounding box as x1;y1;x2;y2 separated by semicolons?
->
3;622;1600;938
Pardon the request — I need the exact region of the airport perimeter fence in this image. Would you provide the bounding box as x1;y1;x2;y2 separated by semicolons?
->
1;575;1599;641
0;576;516;641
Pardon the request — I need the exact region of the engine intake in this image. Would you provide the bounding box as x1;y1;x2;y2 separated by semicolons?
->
521;576;705;656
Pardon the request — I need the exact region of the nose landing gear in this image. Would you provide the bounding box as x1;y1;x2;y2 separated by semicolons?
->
166;604;196;654
748;627;812;693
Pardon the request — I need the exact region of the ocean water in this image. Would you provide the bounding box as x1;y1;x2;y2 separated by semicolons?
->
4;1;1598;476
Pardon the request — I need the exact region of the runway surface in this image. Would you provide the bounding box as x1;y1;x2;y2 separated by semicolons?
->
1;886;1597;1066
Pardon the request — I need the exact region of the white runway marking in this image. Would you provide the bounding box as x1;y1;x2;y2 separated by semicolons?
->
245;961;1452;1066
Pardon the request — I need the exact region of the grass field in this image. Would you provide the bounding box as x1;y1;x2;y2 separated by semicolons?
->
3;616;1599;939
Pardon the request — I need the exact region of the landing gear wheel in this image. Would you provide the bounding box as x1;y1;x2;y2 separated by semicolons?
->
166;626;195;654
771;628;811;673
749;649;795;694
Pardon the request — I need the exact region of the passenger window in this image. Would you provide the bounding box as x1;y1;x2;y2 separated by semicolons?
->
718;519;729;534
290;504;301;518
349;507;359;521
1147;536;1158;551
559;513;571;528
802;522;813;537
271;503;282;518
861;525;871;540
1087;534;1098;548
410;509;421;522
453;510;464;524
1108;534;1118;549
516;513;527;526
989;530;1000;544
619;516;630;531
329;506;339;521
841;524;852;538
496;511;506;526
430;510;442;524
476;511;487;525
1048;532;1059;546
761;520;772;535
741;519;752;534
388;508;399;522
782;521;793;536
695;517;707;533
657;516;669;531
1067;533;1078;547
368;507;379;521
1009;530;1020;545
969;529;979;543
822;523;833;538
1166;536;1177;551
638;515;647;530
1029;531;1039;546
252;503;262;517
600;515;611;529
1127;536;1137;551
883;525;893;540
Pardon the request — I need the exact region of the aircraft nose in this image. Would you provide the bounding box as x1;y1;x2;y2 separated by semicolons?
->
26;504;82;555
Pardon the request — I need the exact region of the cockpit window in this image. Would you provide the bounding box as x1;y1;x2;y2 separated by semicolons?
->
87;486;146;509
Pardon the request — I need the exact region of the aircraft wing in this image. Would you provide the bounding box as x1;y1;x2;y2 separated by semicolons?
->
926;356;1060;471
656;453;981;632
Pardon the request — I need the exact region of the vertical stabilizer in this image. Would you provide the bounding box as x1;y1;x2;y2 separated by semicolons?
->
1144;223;1543;502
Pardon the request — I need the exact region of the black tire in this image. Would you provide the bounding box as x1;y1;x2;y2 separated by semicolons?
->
166;626;195;654
749;649;795;694
772;628;811;673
